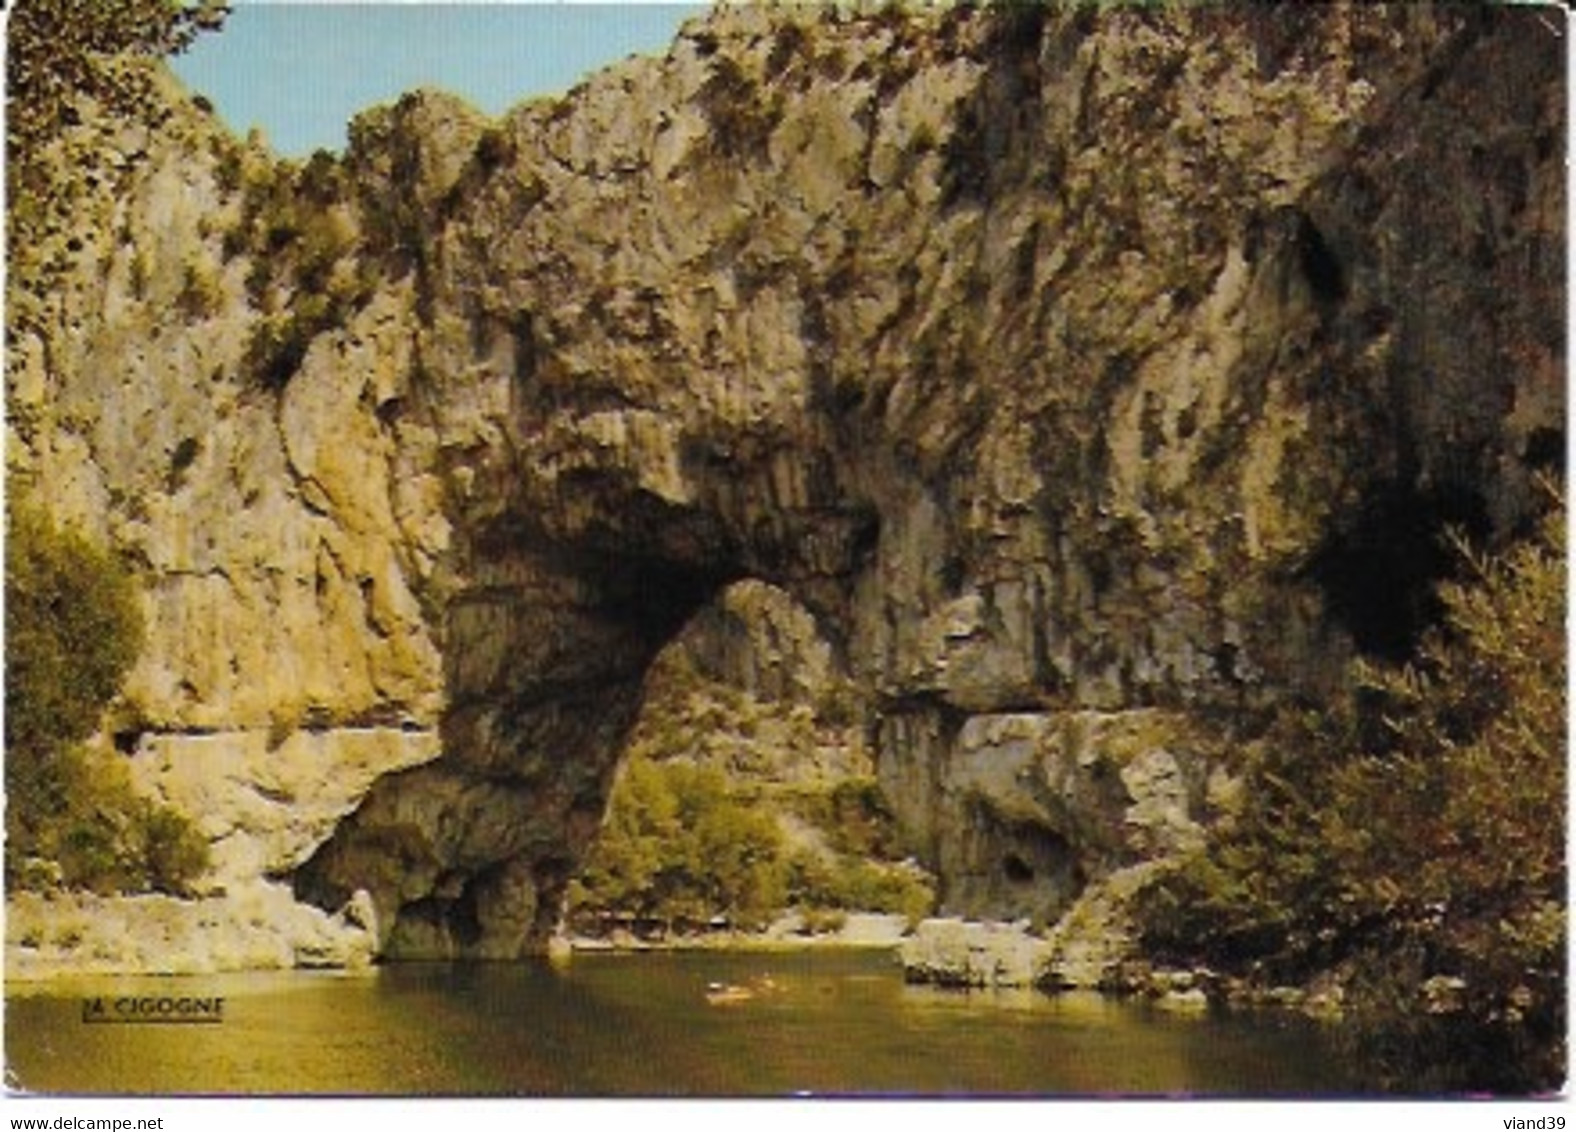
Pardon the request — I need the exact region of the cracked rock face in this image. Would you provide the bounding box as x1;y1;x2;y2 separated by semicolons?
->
9;4;1563;959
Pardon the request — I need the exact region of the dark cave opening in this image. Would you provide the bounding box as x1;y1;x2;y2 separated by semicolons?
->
1306;480;1489;661
1295;212;1347;305
1002;853;1035;884
598;553;744;649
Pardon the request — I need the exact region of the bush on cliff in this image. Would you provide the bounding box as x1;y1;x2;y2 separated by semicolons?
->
789;777;907;859
19;744;210;897
5;499;210;896
1138;491;1566;1092
7;0;225;238
5;501;144;758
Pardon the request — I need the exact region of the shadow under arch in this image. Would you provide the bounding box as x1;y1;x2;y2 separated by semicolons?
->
293;501;877;958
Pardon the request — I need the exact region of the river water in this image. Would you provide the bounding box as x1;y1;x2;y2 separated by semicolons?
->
6;950;1358;1096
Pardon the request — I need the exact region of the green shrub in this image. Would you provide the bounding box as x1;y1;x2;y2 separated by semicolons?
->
214;142;245;195
178;257;223;319
798;906;847;936
1137;491;1566;1092
19;744;208;897
788;851;933;926
5;499;209;896
472;127;515;175
698;56;779;161
573;637;934;936
230;153;364;389
784;776;913;862
824;777;904;858
5;500;143;760
128;247;151;298
568;755;788;933
244;313;311;388
140;802;211;895
6;0;226;209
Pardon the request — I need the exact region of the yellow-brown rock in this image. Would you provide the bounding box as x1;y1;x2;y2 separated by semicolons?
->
7;5;1562;964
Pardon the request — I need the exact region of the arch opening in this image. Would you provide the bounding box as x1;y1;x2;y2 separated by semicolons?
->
553;579;934;946
291;523;904;958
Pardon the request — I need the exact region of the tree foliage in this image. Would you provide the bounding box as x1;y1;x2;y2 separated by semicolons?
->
568;643;934;937
6;0;227;269
5;500;144;759
1138;492;1566;1092
567;756;788;932
803;777;906;859
5;499;209;896
568;754;934;936
786;850;933;927
6;0;225;160
12;744;211;896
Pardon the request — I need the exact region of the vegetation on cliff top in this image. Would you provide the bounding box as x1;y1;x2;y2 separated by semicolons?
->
5;498;209;896
231;149;374;390
7;0;229;352
1138;488;1566;1092
7;0;224;213
6;0;224;153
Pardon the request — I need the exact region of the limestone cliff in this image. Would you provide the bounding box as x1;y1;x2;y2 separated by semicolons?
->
6;3;1563;968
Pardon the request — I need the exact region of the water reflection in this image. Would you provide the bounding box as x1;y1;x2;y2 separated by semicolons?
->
6;952;1354;1097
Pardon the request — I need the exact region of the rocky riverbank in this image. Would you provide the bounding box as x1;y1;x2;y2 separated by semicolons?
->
2;892;1357;1025
3;897;908;980
899;915;1353;1020
561;912;911;954
5;886;376;982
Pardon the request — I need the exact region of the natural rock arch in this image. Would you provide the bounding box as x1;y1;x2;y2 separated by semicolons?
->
293;436;881;957
9;5;1558;964
284;3;1562;958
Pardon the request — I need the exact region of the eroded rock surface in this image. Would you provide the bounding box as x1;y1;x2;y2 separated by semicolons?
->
900;917;1050;988
6;885;376;979
8;4;1563;964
